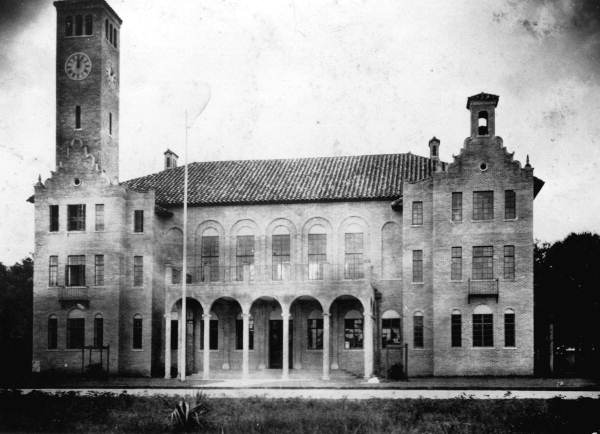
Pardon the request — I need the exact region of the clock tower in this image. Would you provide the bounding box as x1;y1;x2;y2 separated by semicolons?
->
54;0;122;182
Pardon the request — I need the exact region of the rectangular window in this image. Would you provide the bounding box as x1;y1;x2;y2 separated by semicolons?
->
133;317;142;349
505;312;516;347
201;236;219;282
113;28;118;48
307;318;323;350
505;190;516;219
451;247;462;280
472;246;494;280
49;205;59;232
171;319;178;350
235;235;254;281
84;14;92;35
48;317;57;349
66;255;85;287
95;204;104;231
413;315;424;348
94;255;104;286
105;19;108;40
412;250;423;283
452;192;463;222
109;112;112;135
473;191;494;220
75;14;83;36
75;105;81;129
67;204;86;231
272;234;291;280
94;317;103;347
473;313;493;347
66;16;73;36
133;256;143;287
344;232;364;279
66;318;84;349
200;320;218;350
412;201;423;225
49;256;58;287
235;318;254;350
308;233;327;280
503;245;515;280
133;210;143;233
451;313;462;347
382;318;400;348
344;318;363;349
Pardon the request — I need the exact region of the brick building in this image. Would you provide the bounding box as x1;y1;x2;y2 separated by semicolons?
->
30;0;543;378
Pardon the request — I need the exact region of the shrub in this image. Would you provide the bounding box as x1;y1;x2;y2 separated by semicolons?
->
169;392;210;432
388;362;406;380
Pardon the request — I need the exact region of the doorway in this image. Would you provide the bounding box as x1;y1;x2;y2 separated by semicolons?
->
268;319;293;369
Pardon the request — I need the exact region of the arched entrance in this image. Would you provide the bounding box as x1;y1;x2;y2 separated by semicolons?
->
289;295;325;372
168;298;203;376
249;296;288;372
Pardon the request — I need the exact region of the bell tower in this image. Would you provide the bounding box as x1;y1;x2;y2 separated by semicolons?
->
54;0;122;182
466;92;499;139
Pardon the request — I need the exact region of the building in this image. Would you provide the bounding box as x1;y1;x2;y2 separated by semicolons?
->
30;0;543;379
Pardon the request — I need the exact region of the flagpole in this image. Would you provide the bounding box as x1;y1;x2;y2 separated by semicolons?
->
179;110;189;381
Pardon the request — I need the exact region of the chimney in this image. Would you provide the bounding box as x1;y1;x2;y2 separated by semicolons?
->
164;149;178;170
429;136;440;171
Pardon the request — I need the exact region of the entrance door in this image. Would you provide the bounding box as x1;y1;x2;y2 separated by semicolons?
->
268;320;293;369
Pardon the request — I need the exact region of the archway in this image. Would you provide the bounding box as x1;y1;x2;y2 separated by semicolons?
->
289;295;325;371
208;297;244;371
169;298;203;376
248;296;288;372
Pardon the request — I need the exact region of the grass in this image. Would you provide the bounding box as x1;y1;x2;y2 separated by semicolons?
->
0;390;599;433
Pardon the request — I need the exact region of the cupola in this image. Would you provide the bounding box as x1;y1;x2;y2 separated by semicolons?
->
164;149;179;170
466;92;499;138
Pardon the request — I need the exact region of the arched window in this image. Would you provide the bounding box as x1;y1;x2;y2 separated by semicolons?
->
504;308;515;347
84;15;93;35
200;312;218;350
473;305;493;347
109;23;113;45
307;310;323;350
344;310;363;349
235;313;254;350
65;16;73;36
94;313;103;347
75;15;83;36
344;223;364;279
67;309;85;349
272;226;291;281
413;311;424;348
48;315;58;349
381;310;400;348
113;28;117;48
201;227;219;282
105;19;108;40
308;225;327;280
132;314;143;349
235;227;254;281
451;309;461;347
477;111;488;135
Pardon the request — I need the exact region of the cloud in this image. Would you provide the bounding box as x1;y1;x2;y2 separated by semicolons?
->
0;0;47;39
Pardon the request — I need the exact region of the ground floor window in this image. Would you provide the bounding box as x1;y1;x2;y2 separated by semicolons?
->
235;316;254;350
133;314;143;349
307;318;323;349
451;311;462;347
67;309;85;349
48;315;57;349
200;319;219;350
381;310;401;348
504;309;515;347
93;314;103;347
473;305;493;347
413;312;424;348
344;310;363;349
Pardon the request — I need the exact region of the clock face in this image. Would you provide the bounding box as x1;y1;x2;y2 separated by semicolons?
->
65;52;92;80
105;61;117;88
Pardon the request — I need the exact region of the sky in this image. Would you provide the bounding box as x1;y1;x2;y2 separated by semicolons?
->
1;0;599;263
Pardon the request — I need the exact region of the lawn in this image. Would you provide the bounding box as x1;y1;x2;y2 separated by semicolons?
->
0;390;599;433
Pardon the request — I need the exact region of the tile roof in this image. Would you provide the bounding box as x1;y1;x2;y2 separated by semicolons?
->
122;153;440;207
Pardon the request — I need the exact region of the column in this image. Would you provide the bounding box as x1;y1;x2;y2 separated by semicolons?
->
178;305;185;380
322;312;330;380
282;311;290;379
164;313;171;379
203;313;210;380
242;312;250;377
363;303;374;379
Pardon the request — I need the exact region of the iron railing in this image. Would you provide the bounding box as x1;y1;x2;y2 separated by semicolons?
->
58;286;89;301
468;278;499;302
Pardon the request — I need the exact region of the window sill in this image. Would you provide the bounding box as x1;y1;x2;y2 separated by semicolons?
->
412;281;424;285
131;232;145;235
307;349;324;352
92;285;106;288
94;230;105;233
412;347;425;350
342;348;364;351
198;349;219;352
471;346;495;349
132;286;144;289
470;219;494;223
65;35;93;39
449;280;463;283
132;348;144;352
45;349;60;352
65;285;88;289
503;218;518;222
503;346;517;349
450;220;463;224
67;230;86;233
410;224;423;228
233;349;255;352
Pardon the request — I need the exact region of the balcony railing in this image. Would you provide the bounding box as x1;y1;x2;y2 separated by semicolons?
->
468;278;499;302
58;286;89;301
170;263;369;285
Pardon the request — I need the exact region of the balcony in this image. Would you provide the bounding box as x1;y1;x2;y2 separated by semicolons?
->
58;286;89;302
468;279;499;302
170;263;370;285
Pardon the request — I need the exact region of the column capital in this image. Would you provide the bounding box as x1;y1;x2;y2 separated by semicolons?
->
242;312;251;319
281;312;291;320
202;313;211;320
322;312;331;318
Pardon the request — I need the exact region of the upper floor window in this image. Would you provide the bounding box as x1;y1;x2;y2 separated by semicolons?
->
66;255;85;287
344;228;364;279
308;225;327;280
94;255;104;286
503;245;515;280
344;310;363;349
49;205;59;232
473;305;493;347
95;204;104;231
109;112;112;135
67;309;85;349
413;312;424;348
505;190;516;219
412;201;423;225
75;105;81;129
132;314;143;349
235;313;254;350
272;227;290;281
105;19;108;40
472;246;493;280
133;210;144;233
109;22;113;44
504;308;516;347
201;229;219;282
75;15;83;36
113;27;117;48
84;15;92;36
94;314;103;347
451;192;462;222
235;231;254;281
133;256;143;287
381;310;401;348
307;310;323;350
65;16;73;36
451;247;462;281
67;204;86;231
451;310;462;347
49;256;58;287
412;250;423;283
473;191;493;221
48;315;58;349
